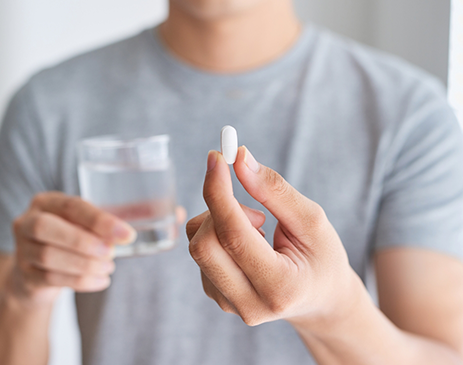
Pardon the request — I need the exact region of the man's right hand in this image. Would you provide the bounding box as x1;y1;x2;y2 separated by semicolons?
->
6;192;136;307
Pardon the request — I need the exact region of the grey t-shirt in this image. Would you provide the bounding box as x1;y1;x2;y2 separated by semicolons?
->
1;25;463;365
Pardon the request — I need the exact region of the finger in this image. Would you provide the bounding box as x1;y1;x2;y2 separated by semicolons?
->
233;146;326;238
186;211;210;241
22;265;111;292
241;205;266;228
189;214;261;307
201;271;237;315
176;206;187;225
20;212;113;257
186;205;266;242
203;151;278;281
19;239;115;276
30;192;136;244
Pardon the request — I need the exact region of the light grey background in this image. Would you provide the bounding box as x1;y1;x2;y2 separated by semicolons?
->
0;1;452;364
294;0;451;84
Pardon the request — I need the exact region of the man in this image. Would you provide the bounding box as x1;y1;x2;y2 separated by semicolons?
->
1;0;463;364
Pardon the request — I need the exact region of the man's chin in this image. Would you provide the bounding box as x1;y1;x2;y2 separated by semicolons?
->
170;0;267;20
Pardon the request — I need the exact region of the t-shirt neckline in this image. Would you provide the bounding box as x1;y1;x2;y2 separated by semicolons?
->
142;23;316;91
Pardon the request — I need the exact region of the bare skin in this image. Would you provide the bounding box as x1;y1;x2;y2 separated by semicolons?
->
2;0;463;364
0;192;134;364
0;1;299;363
160;0;301;73
186;147;463;364
0;193;185;364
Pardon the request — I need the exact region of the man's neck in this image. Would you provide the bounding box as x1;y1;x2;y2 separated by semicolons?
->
160;0;301;73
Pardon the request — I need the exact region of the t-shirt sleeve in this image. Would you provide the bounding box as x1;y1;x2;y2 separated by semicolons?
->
0;84;55;254
373;85;463;259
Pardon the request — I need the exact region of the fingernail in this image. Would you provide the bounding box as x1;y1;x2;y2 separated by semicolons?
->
252;208;265;215
113;222;137;244
244;146;260;173
207;150;217;172
256;210;266;218
95;242;111;256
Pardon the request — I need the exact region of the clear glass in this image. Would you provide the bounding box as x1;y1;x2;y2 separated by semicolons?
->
78;134;177;257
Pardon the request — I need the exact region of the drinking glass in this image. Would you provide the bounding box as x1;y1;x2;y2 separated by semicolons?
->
78;134;177;257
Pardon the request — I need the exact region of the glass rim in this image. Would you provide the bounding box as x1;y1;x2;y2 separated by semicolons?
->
79;134;170;149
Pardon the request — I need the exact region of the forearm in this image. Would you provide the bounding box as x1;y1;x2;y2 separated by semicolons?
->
292;276;463;365
0;285;52;365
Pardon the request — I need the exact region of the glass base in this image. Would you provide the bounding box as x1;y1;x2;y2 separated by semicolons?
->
115;239;177;257
114;215;177;257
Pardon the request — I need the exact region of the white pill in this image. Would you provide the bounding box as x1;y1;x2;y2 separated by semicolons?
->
221;125;238;164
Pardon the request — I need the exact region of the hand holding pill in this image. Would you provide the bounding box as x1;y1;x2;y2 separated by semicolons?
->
187;134;362;331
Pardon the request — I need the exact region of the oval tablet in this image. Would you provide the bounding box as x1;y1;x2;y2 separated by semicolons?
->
221;125;238;164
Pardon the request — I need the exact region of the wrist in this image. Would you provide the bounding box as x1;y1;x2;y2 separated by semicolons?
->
3;265;58;311
286;270;420;365
288;268;370;338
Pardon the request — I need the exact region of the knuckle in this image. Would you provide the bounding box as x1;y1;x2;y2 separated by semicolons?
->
12;216;24;235
204;288;215;301
185;220;200;241
266;170;290;198
240;312;262;327
16;258;30;272
76;257;93;274
31;214;48;239
42;270;55;285
267;299;287;316
69;231;87;251
265;293;291;316
217;228;247;258
62;196;82;217
37;246;52;266
189;239;213;264
185;220;195;235
203;186;223;208
30;193;47;209
202;187;220;208
91;213;112;235
74;276;91;291
217;298;235;314
308;203;327;227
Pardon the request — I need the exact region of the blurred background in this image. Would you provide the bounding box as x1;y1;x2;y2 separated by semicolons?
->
0;0;459;364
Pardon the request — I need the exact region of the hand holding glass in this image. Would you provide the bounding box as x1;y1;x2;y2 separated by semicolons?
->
78;135;177;257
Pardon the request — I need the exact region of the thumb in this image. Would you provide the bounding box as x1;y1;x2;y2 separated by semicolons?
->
233;146;326;238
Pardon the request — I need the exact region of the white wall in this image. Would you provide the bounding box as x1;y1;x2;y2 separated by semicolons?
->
373;0;450;85
0;1;451;365
449;0;463;124
0;0;168;120
294;0;375;45
294;0;451;84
